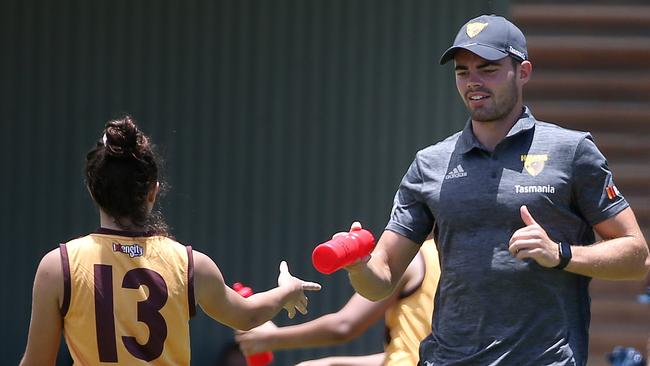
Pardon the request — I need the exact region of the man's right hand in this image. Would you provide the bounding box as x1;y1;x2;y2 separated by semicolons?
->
339;221;372;271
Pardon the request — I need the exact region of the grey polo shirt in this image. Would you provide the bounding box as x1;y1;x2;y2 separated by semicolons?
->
386;107;629;366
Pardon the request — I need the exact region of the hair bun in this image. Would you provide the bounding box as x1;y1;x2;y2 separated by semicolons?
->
103;115;142;158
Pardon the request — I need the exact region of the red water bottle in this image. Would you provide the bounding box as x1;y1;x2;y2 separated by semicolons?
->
232;282;274;366
312;226;376;274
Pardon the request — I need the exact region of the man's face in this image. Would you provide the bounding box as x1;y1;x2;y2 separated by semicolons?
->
453;50;522;123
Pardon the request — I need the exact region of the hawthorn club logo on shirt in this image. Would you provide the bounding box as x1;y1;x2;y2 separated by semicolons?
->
521;154;548;177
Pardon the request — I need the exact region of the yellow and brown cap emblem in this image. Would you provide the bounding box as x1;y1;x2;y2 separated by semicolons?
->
466;22;488;38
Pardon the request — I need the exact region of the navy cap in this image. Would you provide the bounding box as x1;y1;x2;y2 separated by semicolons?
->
439;14;528;64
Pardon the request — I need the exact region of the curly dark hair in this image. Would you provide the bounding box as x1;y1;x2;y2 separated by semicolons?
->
85;115;168;235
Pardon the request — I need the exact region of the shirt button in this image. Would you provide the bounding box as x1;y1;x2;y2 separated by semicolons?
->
491;172;497;179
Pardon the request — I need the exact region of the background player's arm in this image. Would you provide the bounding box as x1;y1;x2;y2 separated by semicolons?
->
346;230;420;301
294;352;385;366
236;286;402;354
20;249;64;366
193;250;320;330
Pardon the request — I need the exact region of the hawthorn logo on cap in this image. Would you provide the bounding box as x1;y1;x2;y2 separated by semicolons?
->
466;22;488;38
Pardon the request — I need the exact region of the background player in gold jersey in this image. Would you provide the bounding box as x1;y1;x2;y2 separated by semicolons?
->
236;232;439;366
20;115;321;366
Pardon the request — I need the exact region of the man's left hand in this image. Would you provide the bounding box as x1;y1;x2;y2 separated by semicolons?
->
508;205;561;268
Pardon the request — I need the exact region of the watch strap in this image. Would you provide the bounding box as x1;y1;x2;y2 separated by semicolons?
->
553;241;571;270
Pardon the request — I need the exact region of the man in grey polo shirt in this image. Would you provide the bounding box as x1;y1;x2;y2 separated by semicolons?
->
342;14;649;365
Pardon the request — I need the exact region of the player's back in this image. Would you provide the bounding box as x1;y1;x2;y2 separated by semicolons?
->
384;239;440;366
60;228;195;365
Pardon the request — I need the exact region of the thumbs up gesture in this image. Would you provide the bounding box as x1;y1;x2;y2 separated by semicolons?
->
508;205;561;268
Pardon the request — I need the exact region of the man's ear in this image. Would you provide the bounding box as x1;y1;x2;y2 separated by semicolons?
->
519;60;532;83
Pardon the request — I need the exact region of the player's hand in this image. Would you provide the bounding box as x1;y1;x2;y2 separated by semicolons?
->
508;205;561;268
278;261;321;318
235;321;277;355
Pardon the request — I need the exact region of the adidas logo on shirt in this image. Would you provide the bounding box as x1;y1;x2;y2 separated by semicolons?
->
445;164;468;180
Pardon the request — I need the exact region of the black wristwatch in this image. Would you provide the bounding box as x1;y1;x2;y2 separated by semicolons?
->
553;242;572;270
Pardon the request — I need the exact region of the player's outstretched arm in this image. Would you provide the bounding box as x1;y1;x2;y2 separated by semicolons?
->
193;251;321;330
294;352;385;366
236;290;398;354
20;249;64;366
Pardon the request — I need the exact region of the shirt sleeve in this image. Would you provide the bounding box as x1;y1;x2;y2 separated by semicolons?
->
572;134;629;226
385;155;434;244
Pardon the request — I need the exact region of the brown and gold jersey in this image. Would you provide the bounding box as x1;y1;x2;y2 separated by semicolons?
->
60;228;195;365
384;239;440;366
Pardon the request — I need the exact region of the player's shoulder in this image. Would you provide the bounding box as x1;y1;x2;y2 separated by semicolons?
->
415;130;463;160
62;233;95;248
531;120;602;161
159;235;189;250
145;235;193;261
533;120;592;144
36;246;64;281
